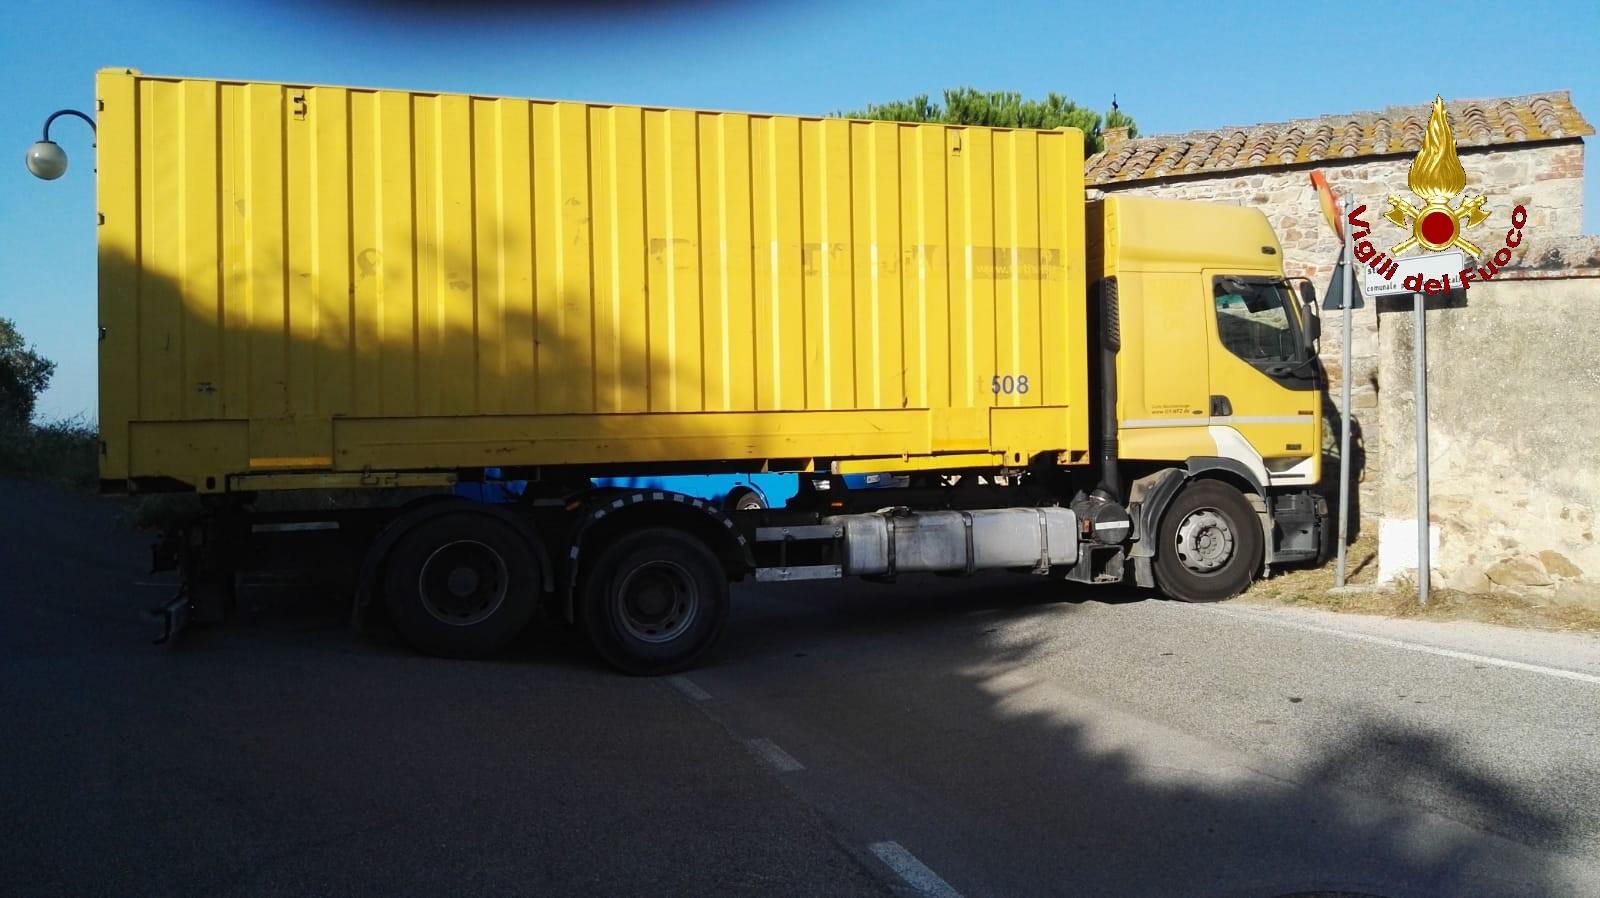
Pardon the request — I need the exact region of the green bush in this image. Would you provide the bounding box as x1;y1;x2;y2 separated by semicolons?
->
0;415;100;488
836;87;1137;154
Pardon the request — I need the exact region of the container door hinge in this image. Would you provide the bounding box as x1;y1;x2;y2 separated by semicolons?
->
290;91;307;120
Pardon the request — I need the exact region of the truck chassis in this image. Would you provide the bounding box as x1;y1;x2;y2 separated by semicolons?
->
149;460;1330;675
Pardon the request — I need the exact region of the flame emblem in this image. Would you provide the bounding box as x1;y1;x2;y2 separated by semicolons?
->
1383;96;1490;256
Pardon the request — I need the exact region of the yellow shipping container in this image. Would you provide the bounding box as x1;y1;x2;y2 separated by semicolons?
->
95;70;1089;492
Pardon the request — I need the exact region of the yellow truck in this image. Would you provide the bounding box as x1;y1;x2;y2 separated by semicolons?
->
51;70;1331;672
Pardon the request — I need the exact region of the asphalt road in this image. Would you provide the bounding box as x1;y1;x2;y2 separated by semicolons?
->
4;477;1599;897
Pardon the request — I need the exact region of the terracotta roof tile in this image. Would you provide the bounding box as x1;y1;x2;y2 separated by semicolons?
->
1087;91;1592;184
1245;131;1273;165
1400;114;1426;152
1496;102;1527;141
1182;134;1218;173
1215;130;1246;168
1371;117;1393;154
1338;121;1362;157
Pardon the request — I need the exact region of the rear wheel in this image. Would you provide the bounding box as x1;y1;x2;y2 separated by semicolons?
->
580;527;729;675
726;488;766;512
1154;479;1263;603
383;511;541;658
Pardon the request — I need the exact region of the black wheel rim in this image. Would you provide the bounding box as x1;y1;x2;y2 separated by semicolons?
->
417;539;509;626
615;560;700;644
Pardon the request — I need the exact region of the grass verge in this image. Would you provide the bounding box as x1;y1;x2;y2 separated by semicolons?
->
1241;531;1600;634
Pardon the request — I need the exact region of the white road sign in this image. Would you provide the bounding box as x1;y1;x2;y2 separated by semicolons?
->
1363;250;1464;297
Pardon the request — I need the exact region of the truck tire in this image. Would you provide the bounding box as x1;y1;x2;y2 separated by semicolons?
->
1153;479;1263;603
580;527;729;675
382;511;541;659
726;488;766;512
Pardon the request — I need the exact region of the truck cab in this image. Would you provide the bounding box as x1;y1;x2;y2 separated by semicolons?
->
1091;196;1328;599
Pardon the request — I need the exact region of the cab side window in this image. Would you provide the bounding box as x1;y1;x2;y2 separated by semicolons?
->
1213;278;1296;367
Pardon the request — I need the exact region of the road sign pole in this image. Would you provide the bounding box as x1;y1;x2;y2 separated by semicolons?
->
1334;223;1354;588
1414;290;1430;606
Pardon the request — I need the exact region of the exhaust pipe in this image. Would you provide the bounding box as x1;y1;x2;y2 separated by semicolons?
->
1097;277;1122;502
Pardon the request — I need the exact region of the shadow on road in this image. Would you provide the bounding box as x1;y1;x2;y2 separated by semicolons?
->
0;477;1580;897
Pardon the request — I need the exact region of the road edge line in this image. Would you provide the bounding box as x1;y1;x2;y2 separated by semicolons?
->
747;737;804;772
1190;605;1600;686
868;841;962;898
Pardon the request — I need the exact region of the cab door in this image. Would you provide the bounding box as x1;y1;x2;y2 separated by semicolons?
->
1203;271;1320;485
1115;270;1214;462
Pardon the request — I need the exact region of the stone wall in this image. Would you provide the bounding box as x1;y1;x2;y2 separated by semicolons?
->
1375;268;1600;606
1093;140;1587;531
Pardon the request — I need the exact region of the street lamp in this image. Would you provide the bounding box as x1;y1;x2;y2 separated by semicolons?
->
26;109;96;180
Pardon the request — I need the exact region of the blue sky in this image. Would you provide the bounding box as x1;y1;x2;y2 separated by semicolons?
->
4;0;1597;420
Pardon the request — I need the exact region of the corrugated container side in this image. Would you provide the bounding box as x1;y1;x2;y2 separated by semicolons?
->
96;70;1088;490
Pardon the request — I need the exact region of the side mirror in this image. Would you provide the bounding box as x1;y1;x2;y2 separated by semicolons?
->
1288;277;1321;355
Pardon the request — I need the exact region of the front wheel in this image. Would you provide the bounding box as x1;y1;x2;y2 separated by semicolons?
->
580;527;730;675
1153;479;1264;603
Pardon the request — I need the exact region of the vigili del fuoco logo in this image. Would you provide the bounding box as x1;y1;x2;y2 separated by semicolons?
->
1345;96;1529;295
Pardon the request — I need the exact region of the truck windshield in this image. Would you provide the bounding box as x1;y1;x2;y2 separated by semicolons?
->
1212;276;1301;370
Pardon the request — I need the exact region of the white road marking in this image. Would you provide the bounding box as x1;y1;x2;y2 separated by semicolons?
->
668;675;711;702
1191;605;1600;686
746;738;804;772
869;841;962;898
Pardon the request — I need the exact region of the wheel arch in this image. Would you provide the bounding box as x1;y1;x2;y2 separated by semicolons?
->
353;496;554;629
562;492;755;623
1128;457;1277;587
1185;457;1265;498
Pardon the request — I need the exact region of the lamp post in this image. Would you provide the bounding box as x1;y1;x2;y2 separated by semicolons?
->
25;109;96;180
